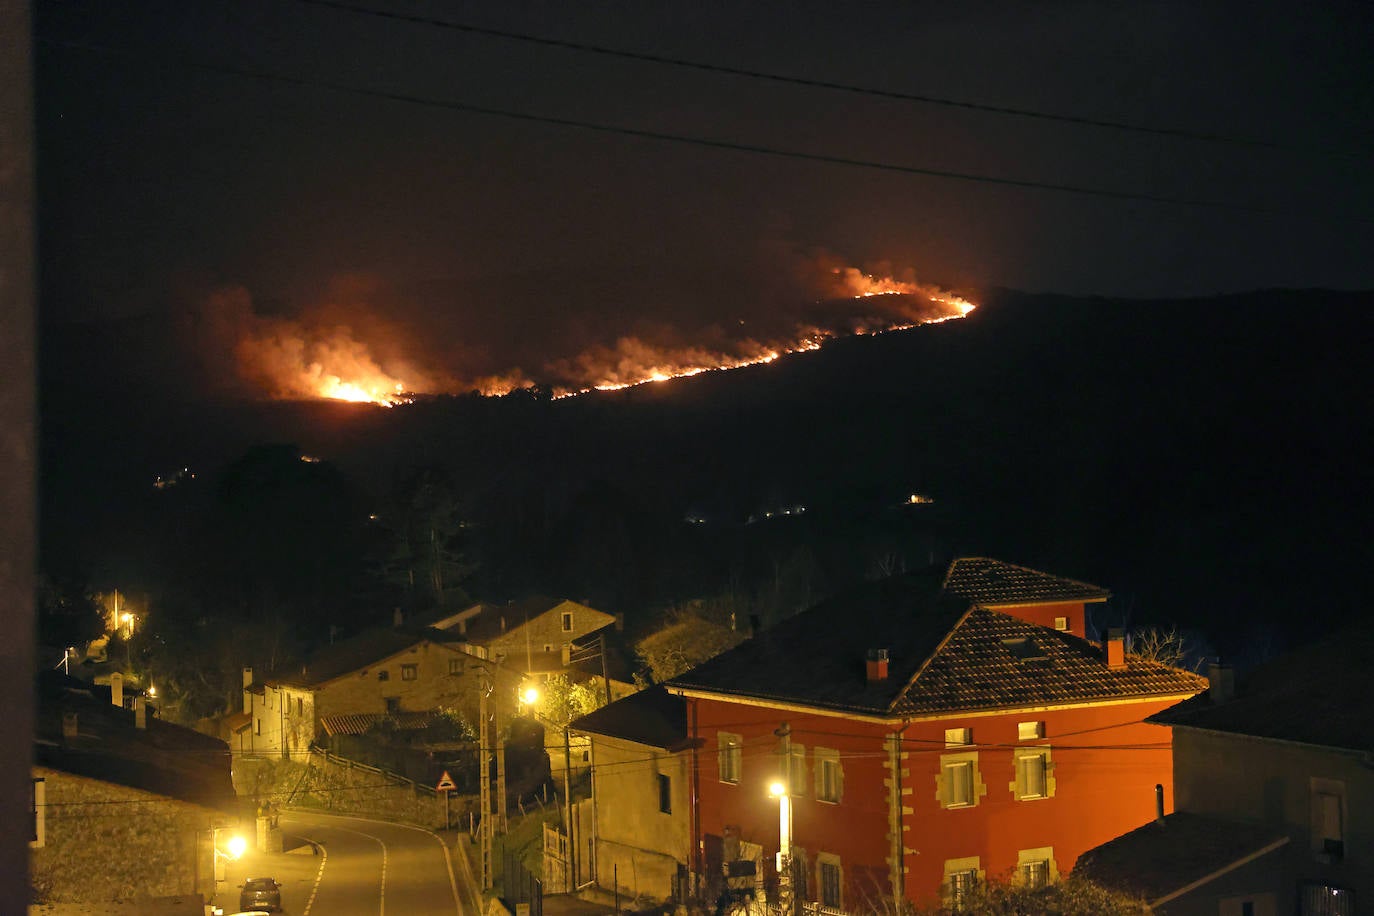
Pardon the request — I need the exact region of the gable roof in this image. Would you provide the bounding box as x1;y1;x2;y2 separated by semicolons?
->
1075;812;1289;906
35;671;235;811
444;596;612;644
941;556;1110;605
569;685;688;750
1149;622;1374;752
668;562;1203;718
261;627;463;689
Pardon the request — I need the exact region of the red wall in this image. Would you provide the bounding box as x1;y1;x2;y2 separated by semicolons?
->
990;600;1091;638
688;694;1182;908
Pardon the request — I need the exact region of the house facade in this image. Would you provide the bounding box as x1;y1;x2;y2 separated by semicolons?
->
431;597;617;676
244;628;486;758
1079;626;1374;916
32;671;237;906
666;558;1206;911
570;686;694;902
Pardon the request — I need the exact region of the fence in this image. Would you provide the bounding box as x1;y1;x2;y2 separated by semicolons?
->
504;845;544;916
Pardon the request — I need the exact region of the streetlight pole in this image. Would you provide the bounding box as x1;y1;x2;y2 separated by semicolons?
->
772;722;794;916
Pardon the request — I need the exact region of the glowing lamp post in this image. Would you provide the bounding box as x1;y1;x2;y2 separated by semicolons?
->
520;684;541;708
769;780;794;916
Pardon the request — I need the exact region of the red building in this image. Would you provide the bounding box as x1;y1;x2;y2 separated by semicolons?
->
667;558;1206;911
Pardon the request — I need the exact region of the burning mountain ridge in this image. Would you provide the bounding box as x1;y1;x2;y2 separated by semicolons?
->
213;266;974;406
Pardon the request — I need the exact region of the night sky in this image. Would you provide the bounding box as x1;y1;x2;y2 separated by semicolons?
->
35;1;1374;397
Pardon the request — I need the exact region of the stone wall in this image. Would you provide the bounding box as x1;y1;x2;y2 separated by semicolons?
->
292;749;476;830
30;766;220;905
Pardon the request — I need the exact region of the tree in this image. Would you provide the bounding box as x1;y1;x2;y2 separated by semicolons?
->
907;874;1147;915
373;466;476;612
1128;625;1202;670
36;576;106;649
635;609;748;683
537;673;604;729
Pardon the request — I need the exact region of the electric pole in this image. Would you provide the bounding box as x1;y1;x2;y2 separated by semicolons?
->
775;722;794;916
479;674;493;890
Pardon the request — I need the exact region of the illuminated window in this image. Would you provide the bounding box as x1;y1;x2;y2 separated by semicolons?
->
401;664;418;681
718;732;742;784
1017;721;1044;741
938;752;984;808
1012;747;1055;800
814;748;843;803
945;727;972;747
1054;616;1069;631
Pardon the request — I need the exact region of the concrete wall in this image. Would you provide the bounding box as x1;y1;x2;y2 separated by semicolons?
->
1173;727;1374;911
30;766;221;905
590;735;691;903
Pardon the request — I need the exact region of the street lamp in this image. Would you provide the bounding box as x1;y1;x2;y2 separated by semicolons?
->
520;684;541;707
769;780;794;914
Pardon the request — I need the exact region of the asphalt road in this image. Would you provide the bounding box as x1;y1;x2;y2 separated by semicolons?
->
218;810;479;915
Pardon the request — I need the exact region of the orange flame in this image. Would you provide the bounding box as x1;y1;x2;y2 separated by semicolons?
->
220;265;974;405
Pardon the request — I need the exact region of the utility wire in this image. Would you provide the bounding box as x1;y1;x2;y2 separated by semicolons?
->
293;0;1345;159
39;36;1368;224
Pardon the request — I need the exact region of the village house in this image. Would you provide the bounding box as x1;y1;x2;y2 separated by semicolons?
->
1077;623;1374;916
636;558;1209;912
243;626;485;758
570;685;695;901
429;596;618;678
32;670;238;907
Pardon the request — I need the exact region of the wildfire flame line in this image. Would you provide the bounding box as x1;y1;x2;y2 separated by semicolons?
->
231;269;975;407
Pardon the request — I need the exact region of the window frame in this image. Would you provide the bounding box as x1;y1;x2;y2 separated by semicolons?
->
943;856;982;909
561;611;574;632
657;772;672;814
1311;777;1347;862
718;732;742;784
817;853;843;909
1011;746;1056;801
377;669;389;682
788;743;807;797
448;658;463;675
938;750;985;809
814;747;843;803
401;663;418;681
1016;847;1057;889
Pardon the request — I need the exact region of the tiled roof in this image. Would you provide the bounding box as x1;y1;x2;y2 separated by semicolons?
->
941;557;1110;605
569;686;687;750
35;672;236;810
1076;812;1289;904
263;627;458;689
893;609;1207;717
668;561;1203;718
320;711;443;736
1149;622;1374;752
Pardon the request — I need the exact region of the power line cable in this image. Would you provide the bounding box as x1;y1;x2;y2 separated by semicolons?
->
293;0;1351;159
37;36;1369;224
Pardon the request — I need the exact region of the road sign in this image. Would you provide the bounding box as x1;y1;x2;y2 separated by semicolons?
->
436;770;456;792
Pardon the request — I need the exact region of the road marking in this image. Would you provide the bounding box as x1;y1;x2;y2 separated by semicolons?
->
323;822;388;915
284;810;465;915
297;835;328;916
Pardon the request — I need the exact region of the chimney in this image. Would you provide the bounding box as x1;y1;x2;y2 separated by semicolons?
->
1105;628;1126;670
614;612;625;632
866;648;890;682
1208;661;1235;704
1155;783;1166;825
242;667;254;715
393;607;404;628
134;696;147;730
110;671;124;709
62;712;78;740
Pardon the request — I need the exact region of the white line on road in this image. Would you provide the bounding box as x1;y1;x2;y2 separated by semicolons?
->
298;836;329;916
285;810;464;915
324;822;388;916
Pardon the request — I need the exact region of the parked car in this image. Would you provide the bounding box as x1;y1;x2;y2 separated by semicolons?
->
239;876;282;912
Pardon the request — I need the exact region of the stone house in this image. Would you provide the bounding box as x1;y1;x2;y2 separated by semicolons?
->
430;596;616;677
32;671;237;906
